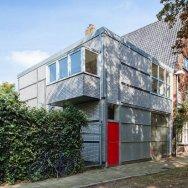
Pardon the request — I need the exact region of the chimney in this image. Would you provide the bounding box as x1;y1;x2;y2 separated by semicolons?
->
85;24;96;36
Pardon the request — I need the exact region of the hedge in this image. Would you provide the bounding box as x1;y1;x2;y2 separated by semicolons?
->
0;83;87;184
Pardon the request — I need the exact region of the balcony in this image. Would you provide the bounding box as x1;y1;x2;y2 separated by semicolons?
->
46;72;100;106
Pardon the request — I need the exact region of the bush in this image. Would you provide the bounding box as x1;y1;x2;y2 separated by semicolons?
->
0;83;87;184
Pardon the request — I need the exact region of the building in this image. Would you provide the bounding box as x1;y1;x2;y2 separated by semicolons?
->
18;25;174;167
123;20;188;152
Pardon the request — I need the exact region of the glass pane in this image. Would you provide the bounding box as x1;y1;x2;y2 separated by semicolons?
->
159;67;164;81
166;85;170;98
159;81;164;95
70;50;81;75
49;63;56;83
152;78;158;93
184;58;188;70
85;49;97;75
59;57;68;78
152;63;158;78
166;72;170;84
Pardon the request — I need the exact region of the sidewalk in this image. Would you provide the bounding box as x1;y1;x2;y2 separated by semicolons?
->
3;154;188;188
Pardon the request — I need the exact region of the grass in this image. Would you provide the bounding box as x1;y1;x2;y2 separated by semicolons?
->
92;166;188;188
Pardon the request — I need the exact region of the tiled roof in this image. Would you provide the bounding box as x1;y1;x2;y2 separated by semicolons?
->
123;20;181;68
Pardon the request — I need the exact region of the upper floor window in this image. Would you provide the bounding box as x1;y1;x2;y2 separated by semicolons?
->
47;48;98;84
70;50;81;75
59;57;68;79
85;49;98;75
151;63;171;98
49;63;56;83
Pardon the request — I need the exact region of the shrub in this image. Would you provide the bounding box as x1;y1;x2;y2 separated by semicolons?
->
0;83;87;184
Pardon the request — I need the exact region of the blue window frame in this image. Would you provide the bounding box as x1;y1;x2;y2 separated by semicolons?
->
70;50;81;75
59;57;68;79
49;63;56;83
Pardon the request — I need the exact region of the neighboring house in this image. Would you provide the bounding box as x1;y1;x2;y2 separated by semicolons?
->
18;25;174;167
123;20;188;151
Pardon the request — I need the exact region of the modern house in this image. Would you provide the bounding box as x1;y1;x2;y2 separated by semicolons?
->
18;24;175;167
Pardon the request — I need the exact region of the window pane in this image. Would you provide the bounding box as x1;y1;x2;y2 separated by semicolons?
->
49;63;56;82
159;67;164;81
184;58;188;70
166;85;170;98
152;63;158;78
159;81;164;95
166;72;170;84
152;78;158;93
70;50;81;75
85;49;97;75
59;57;68;78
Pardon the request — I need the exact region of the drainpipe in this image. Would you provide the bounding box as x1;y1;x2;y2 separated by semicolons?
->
99;32;107;166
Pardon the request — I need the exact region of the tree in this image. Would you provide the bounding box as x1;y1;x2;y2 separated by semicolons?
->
157;0;188;55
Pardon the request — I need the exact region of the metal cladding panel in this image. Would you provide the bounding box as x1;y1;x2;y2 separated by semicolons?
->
46;74;84;104
121;142;150;162
120;64;151;91
121;84;151;109
84;35;101;52
82;122;101;163
77;101;100;121
19;69;37;89
121;124;151;142
119;45;151;75
120;106;151;125
83;75;100;99
37;80;46;107
26;98;38;107
104;36;120;104
19;84;37;101
151;95;172;113
37;65;46;81
46;73;100;104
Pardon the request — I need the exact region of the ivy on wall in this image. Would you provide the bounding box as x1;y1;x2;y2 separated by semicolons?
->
0;83;87;184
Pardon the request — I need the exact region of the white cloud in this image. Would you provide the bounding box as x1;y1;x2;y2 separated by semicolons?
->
113;0;132;11
10;50;50;67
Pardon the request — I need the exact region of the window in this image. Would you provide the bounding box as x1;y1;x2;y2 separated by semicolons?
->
151;63;170;98
48;63;56;83
108;104;115;120
183;122;188;144
152;63;158;78
70;50;81;75
159;67;164;81
152;78;158;93
159;81;164;96
184;58;188;70
166;85;170;98
166;72;170;85
85;49;97;75
59;57;68;79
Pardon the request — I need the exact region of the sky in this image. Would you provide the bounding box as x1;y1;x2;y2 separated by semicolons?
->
0;0;163;86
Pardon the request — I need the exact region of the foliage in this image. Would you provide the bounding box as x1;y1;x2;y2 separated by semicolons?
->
174;101;188;133
0;83;87;184
157;0;188;54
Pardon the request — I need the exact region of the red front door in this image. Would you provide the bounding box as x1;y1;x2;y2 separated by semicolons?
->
107;121;119;166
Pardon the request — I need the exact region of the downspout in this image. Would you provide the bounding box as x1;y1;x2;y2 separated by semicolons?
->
99;31;107;166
